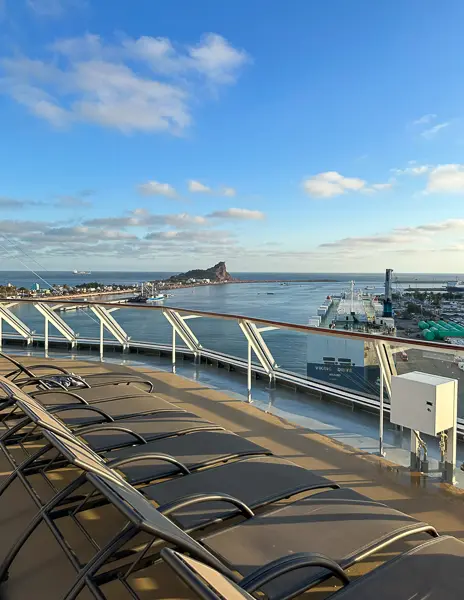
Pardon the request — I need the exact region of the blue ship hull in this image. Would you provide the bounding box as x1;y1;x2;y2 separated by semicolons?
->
306;362;380;396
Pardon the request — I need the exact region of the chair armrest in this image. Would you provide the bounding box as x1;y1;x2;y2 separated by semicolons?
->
31;389;89;404
107;453;190;474
48;405;114;422
75;424;147;444
241;552;349;593
159;493;254;519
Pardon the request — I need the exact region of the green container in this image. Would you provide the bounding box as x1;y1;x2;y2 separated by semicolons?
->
418;321;428;330
423;329;435;341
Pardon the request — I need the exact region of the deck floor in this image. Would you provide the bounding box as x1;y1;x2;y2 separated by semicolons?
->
0;355;463;599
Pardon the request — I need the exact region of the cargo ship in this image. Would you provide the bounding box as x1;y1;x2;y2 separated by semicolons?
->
307;276;395;395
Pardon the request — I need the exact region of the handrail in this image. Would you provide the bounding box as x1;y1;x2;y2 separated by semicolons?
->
6;297;464;355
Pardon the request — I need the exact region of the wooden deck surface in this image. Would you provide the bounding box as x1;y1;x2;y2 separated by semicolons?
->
0;355;463;599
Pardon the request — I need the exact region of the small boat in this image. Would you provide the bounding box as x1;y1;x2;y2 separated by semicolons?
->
146;294;165;302
73;270;91;275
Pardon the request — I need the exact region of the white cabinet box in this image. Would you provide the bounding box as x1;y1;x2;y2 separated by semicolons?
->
390;372;457;436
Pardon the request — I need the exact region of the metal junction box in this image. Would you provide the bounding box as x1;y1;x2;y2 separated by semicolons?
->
390;371;457;436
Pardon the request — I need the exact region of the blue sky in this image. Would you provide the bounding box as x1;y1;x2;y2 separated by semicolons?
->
1;0;464;272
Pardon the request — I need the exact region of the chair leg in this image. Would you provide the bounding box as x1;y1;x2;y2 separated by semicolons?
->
0;443;53;499
0;473;87;583
63;523;137;600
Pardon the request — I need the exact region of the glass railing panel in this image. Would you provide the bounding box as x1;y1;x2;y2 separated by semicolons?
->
186;316;254;363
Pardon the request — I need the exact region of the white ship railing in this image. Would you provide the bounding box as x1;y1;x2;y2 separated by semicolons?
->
1;298;464;447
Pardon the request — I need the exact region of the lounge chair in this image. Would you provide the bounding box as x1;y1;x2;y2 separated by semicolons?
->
0;350;154;390
160;547;346;600
0;382;273;495
63;469;436;600
161;535;464;600
1;384;337;528
0;397;438;600
0;379;223;453
23;382;158;406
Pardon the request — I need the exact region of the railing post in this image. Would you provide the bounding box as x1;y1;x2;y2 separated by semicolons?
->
247;340;252;403
379;365;385;457
100;320;104;361
0;316;2;349
44;316;49;356
172;327;176;374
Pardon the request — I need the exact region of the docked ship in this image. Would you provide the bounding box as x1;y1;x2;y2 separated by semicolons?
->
447;279;464;292
307;271;395;394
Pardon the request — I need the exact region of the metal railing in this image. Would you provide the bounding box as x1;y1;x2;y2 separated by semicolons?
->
1;297;464;445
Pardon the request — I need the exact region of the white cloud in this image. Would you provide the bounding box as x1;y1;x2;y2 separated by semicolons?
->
137;181;178;198
321;218;464;250
421;122;449;139
0;32;249;134
397;219;464;233
302;171;366;198
188;33;249;84
370;182;393;191
391;164;430;176
188;180;211;193
412;114;436;126
360;181;393;195
426;164;464;194
125;32;249;85
145;229;233;244
187;180;236;196
163;212;208;227
208;208;265;220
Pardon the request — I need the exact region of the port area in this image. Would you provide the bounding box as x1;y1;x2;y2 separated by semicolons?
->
1;352;463;598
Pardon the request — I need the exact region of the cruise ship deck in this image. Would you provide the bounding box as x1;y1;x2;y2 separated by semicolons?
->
1;354;463;599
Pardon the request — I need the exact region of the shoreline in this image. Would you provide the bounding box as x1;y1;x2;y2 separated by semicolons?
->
160;278;340;289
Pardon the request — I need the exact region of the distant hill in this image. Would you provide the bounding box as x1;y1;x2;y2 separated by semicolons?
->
168;262;234;283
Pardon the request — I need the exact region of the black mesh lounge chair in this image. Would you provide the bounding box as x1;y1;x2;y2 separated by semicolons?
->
61;469;436;600
0;384;338;530
5;395;184;426
0;380;223;453
194;488;437;600
160;547;347;600
1;385;184;427
161;535;464;600
0;350;154;390
0;384;272;499
0;425;341;598
0;440;241;597
22;382;158;406
101;429;272;485
1;400;438;600
1;426;341;571
0;393;261;506
326;535;464;599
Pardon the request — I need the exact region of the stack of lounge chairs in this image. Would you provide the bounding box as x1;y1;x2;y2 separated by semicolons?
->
0;353;462;599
